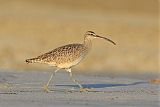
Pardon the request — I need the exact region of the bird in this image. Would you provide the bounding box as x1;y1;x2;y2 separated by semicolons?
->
26;31;116;92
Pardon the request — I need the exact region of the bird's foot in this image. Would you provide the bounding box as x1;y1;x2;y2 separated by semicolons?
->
0;83;11;89
43;85;51;93
80;88;93;92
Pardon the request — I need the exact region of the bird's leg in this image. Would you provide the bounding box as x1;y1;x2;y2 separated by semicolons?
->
43;68;60;92
43;73;54;92
67;68;92;92
67;68;83;88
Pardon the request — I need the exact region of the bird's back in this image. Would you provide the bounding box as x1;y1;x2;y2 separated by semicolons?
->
26;44;88;69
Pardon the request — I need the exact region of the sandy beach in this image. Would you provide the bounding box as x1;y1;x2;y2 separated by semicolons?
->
0;0;159;107
0;70;159;107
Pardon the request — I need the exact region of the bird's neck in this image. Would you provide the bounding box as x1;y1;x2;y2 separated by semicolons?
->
84;36;92;50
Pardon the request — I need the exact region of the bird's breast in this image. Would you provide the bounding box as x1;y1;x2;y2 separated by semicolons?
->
56;56;84;69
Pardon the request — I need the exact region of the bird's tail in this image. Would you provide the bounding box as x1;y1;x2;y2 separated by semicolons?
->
26;57;40;64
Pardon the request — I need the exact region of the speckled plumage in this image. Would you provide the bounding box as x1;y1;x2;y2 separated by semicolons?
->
26;31;116;69
28;44;88;68
26;31;116;92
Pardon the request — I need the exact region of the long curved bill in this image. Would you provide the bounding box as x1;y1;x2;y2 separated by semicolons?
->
95;35;116;45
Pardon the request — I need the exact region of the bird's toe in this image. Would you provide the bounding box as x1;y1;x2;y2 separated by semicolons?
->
80;88;93;92
43;85;51;93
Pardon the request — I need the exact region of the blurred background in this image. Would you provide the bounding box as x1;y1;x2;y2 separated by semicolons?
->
0;0;158;76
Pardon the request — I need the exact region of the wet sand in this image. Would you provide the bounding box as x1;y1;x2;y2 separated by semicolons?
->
0;70;159;107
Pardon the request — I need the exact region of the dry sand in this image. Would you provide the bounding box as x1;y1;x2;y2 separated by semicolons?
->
0;0;158;73
0;70;159;107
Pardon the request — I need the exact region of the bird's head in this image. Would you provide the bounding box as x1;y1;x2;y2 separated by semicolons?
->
84;31;116;45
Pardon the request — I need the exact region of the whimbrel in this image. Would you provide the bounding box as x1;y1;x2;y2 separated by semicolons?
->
26;31;116;92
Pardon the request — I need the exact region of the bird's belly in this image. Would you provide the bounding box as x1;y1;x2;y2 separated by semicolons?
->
56;57;83;69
